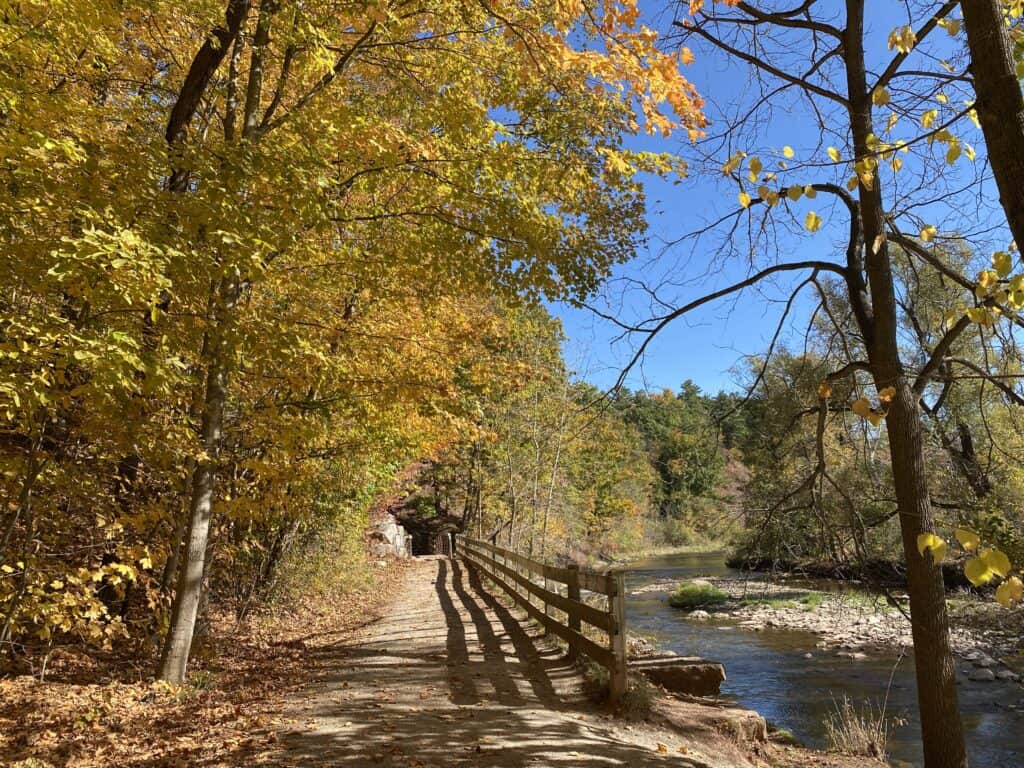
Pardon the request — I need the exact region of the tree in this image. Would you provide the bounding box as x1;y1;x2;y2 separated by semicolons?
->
0;0;705;682
429;304;656;560
594;2;1024;763
961;1;1024;250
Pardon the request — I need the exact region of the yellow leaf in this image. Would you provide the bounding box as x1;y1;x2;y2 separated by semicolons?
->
872;88;891;106
916;533;947;564
804;185;817;199
993;251;1013;279
787;185;802;202
980;548;1011;578
946;142;961;164
965;557;993;586
966;307;994;325
888;25;917;54
749;156;762;177
877;386;897;404
656;743;668;754
782;146;795;159
805;211;822;232
851;398;872;418
817;381;832;399
721;152;744;175
738;191;752;208
827;147;841;163
955;529;980;551
921;109;938;129
846;175;859;191
977;269;998;294
866;411;885;427
920;225;937;243
995;576;1023;607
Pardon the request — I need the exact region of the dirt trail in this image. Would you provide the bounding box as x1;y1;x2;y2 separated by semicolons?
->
275;557;711;768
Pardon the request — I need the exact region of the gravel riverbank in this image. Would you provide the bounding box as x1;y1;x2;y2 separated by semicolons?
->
631;575;1024;687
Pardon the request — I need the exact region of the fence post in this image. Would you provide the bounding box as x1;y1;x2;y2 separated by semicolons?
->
566;563;581;660
608;569;628;703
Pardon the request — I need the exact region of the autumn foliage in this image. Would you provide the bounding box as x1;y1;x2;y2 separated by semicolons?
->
0;0;701;681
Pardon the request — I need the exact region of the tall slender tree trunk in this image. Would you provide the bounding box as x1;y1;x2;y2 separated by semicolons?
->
158;273;239;684
961;0;1024;250
844;5;966;765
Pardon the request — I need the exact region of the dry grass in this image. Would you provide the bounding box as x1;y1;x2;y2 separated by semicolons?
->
823;695;902;759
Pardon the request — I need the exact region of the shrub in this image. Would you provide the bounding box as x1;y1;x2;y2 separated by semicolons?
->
667;582;728;610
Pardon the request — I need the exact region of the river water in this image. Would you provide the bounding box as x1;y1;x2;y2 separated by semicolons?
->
624;551;1023;766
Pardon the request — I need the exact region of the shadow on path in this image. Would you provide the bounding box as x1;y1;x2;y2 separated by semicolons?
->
270;559;687;768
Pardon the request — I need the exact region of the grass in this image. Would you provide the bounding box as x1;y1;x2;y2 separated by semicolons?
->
738;592;823;611
667;582;728;610
823;695;903;759
578;659;656;719
767;725;800;745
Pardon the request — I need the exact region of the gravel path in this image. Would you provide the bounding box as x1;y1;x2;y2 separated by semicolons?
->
275;558;707;768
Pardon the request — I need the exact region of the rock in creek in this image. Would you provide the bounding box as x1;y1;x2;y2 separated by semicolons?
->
968;668;996;682
629;654;727;696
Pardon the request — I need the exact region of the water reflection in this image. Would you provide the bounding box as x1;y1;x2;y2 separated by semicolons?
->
624;551;1023;767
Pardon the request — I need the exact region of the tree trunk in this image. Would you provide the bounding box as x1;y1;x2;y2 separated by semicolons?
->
884;388;966;768
844;4;967;765
158;274;238;684
961;0;1024;250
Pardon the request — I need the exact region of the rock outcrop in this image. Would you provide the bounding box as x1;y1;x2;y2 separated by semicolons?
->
630;653;727;696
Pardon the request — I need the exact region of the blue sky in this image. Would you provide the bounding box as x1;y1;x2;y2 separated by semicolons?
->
548;1;991;396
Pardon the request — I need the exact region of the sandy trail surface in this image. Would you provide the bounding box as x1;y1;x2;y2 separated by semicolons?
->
276;557;706;768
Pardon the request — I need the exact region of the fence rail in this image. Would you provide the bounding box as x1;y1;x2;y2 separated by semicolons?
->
457;536;627;701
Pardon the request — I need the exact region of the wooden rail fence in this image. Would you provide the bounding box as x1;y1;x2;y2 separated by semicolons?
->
456;536;628;701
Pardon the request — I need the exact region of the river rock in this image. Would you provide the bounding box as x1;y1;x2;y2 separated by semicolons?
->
973;655;997;668
627;636;658;658
689;610;710;620
630;655;727;696
838;651;868;660
969;668;996;682
996;670;1020;681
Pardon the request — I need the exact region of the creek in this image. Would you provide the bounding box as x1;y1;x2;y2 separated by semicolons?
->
624;551;1023;766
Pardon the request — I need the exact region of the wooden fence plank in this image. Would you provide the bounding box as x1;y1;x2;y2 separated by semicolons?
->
460;547;616;669
462;544;614;633
457;536;627;702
